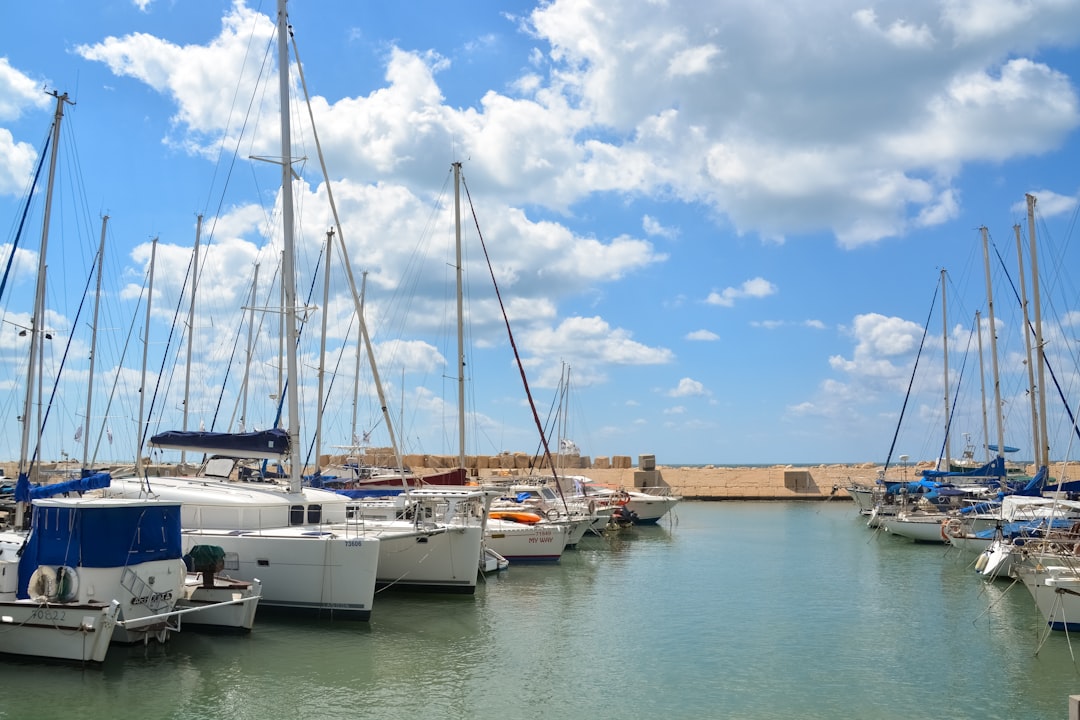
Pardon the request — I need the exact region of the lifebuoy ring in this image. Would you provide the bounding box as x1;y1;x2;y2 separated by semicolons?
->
55;566;79;602
940;518;962;543
28;566;58;602
546;508;560;522
587;500;596;516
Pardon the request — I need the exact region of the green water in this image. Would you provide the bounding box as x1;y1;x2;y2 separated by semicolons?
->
3;502;1078;719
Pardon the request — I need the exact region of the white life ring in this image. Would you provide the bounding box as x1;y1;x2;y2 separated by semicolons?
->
546;508;560;522
587;500;597;516
28;566;58;602
55;565;79;602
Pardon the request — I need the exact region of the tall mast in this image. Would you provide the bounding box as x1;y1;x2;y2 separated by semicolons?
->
82;215;108;472
18;92;69;481
137;238;159;477
351;271;367;449
315;228;334;469
181;214;202;465
277;0;303;493
241;263;259;432
1013;223;1040;466
1027;194;1050;469
453;162;466;471
979;227;1006;476
940;268;951;468
975;311;990;463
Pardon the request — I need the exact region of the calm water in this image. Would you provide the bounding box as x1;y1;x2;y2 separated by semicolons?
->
4;502;1079;720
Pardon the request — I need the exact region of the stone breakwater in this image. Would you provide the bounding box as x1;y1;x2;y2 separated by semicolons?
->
401;453;887;500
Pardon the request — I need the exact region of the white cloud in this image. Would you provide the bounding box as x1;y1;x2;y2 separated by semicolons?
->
77;0;1080;250
668;377;707;397
685;329;718;341
706;277;777;307
1010;189;1078;218
643;214;678;239
0;58;48;121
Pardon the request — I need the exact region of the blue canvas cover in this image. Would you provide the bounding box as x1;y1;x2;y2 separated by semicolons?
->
150;428;290;459
13;470;111;502
17;500;183;599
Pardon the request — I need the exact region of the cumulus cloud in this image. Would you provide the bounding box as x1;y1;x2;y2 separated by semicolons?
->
668;377;708;397
706;277;777;307
685;329;719;341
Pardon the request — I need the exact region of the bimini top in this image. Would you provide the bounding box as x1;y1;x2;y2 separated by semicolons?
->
150;428;290;460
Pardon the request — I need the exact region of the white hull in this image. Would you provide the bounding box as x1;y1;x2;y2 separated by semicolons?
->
1017;564;1080;631
178;576;261;632
624;494;680;523
485;519;568;561
0;599;119;663
371;524;483;593
179;528;379;620
882;515;948;543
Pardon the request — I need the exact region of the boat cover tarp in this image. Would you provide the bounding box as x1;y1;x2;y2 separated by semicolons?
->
973;517;1077;540
330;488;406;499
150;428;290;459
921;457;1006;481
13;471;111;503
17;500;183;599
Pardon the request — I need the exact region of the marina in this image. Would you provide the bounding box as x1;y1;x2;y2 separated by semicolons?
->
2;502;1080;719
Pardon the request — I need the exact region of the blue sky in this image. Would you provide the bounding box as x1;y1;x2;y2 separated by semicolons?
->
2;0;1080;467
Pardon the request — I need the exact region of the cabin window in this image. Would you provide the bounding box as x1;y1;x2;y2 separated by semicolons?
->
307;505;322;524
289;505;304;526
223;552;240;571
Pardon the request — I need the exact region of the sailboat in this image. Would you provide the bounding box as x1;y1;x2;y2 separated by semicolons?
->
0;92;221;660
99;0;384;620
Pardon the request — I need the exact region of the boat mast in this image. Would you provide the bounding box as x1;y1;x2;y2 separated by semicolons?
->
136;237;159;478
16;90;70;527
979;226;1007;477
181;214;202;465
1027;193;1050;469
974;311;990;463
276;0;303;493
82;215;108;473
1013;223;1040;466
315;228;333;470
940;268;951;469
453;162;466;472
351;271;367;450
241;263;259;432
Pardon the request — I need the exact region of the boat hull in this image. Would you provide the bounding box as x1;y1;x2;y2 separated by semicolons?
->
0;600;119;663
372;525;483;594
485;520;568;562
180;529;379;620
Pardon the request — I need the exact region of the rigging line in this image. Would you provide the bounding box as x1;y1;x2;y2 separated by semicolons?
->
460;173;566;502
0;133;51;305
933;317;977;470
92;275;145;466
303;311;356;471
882;279;940;475
140;251;196;475
29;251;97;470
991;238;1080;449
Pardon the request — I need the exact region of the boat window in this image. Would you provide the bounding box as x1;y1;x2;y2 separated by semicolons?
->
223;552;240;571
307;505;322;524
289;505;304;526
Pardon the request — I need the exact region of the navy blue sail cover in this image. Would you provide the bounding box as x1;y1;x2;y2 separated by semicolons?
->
150;427;290;459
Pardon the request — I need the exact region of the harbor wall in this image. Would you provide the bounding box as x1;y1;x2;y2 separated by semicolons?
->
8;453;1070;501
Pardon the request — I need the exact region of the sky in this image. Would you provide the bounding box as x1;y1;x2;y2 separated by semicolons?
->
2;0;1080;468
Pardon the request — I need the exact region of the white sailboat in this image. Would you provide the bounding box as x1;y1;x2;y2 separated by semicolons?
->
0;91;211;661
101;0;383;620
